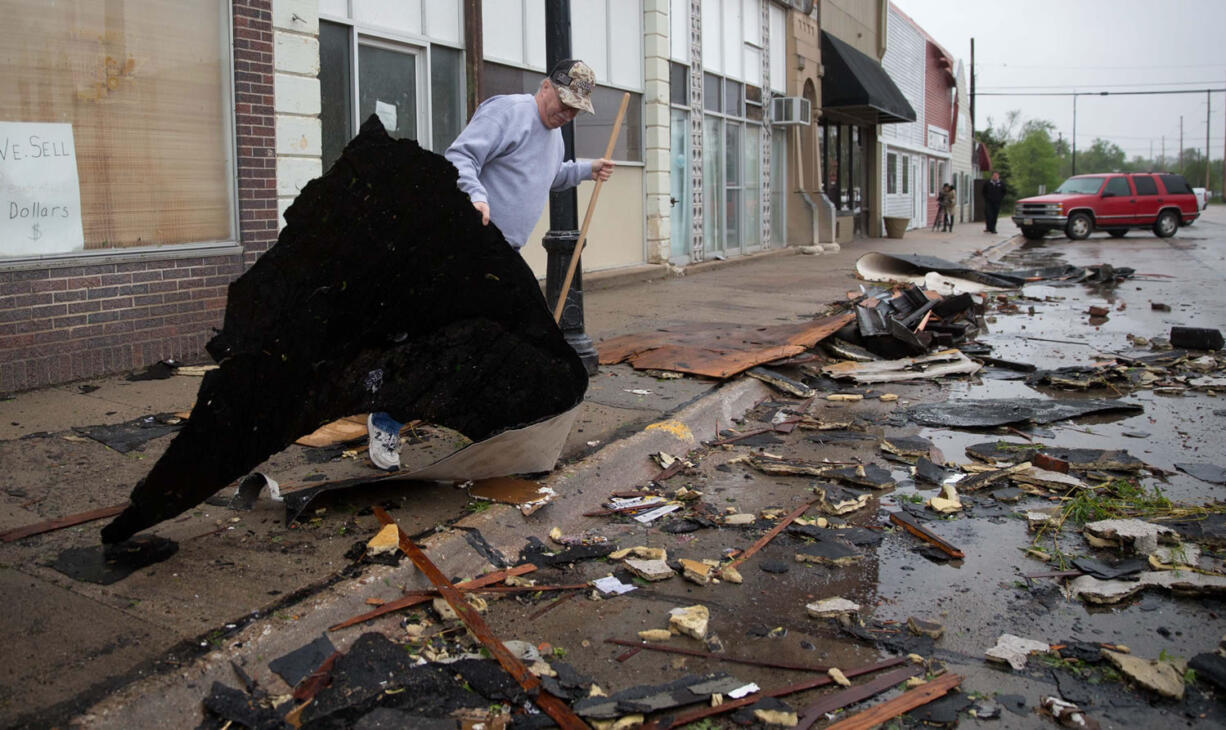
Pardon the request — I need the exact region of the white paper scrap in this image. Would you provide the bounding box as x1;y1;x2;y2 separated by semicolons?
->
592;575;636;595
375;100;397;132
728;683;760;699
633;503;683;523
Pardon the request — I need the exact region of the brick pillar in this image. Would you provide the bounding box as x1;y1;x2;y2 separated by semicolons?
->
234;0;280;267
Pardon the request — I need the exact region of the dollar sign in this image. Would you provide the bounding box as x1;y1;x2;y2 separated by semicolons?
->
29;223;42;241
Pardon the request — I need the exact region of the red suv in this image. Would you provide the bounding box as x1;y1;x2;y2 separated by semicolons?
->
1012;172;1200;240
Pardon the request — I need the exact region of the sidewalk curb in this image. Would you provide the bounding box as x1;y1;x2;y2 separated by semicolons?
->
965;233;1024;268
77;376;776;728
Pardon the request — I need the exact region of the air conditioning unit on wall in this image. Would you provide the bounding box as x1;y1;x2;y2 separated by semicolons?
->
770;96;811;126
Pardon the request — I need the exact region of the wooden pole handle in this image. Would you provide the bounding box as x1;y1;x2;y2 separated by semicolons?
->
553;92;631;323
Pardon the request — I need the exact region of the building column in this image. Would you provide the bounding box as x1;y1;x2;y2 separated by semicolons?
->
688;0;704;262
272;0;322;229
643;0;671;264
759;0;772;248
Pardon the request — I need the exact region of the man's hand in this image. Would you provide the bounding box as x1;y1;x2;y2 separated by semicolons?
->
592;159;614;182
472;200;490;225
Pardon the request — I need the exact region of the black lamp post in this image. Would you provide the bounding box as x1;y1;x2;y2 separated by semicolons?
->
542;0;598;374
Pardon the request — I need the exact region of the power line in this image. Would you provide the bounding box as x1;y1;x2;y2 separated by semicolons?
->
975;62;1226;71
979;80;1226;91
977;88;1226;97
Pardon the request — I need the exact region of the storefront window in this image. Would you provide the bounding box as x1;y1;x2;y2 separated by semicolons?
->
770;129;785;246
702;115;723;253
320;19;466;170
742;124;761;249
0;0;233;257
724;121;741;249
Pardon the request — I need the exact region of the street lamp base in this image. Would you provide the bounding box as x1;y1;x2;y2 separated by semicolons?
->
543;229;599;375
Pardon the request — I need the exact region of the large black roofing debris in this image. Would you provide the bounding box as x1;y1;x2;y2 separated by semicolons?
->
102;116;587;543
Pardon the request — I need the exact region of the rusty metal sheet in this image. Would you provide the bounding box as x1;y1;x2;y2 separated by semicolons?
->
597;312;854;379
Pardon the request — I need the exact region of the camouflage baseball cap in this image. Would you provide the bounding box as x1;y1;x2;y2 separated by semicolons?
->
548;59;596;114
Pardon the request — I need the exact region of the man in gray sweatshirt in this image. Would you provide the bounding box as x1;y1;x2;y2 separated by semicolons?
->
443;58;613;250
366;59;613;471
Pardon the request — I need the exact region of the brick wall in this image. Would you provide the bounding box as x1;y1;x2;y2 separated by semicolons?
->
0;0;277;395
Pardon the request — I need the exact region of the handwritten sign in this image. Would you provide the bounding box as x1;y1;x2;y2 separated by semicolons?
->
0;122;85;256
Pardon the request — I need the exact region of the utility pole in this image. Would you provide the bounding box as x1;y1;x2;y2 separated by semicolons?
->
1160;136;1164;170
1179;116;1183;173
1222;73;1225;200
1207;89;1212;191
1072;94;1077;175
1206;89;1216;192
969;38;975;169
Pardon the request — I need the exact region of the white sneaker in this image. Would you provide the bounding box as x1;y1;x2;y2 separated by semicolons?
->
367;412;403;471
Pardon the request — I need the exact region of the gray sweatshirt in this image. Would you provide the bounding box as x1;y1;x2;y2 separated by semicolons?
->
445;94;592;250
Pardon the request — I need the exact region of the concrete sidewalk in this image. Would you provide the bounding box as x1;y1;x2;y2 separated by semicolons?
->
0;219;1020;728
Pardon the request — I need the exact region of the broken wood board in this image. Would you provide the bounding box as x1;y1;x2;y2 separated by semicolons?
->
795;666;924;730
329;564;537;631
597;312;854;379
644;657;909;730
822;349;981;384
371;508;585;729
2;503;128;543
889;511;965;559
102;117;589;544
725;499;818;572
294;415;369;447
468;477;556;515
603;638;832;673
824;672;962;730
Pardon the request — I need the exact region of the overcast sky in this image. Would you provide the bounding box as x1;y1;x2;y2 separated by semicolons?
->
890;0;1226;165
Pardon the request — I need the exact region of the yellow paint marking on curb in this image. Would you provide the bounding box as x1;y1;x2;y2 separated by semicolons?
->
645;419;693;442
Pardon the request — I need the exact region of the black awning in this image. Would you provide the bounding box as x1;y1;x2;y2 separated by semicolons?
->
820;31;916;126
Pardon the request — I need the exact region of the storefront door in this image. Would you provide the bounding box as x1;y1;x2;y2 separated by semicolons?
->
670;109;691;261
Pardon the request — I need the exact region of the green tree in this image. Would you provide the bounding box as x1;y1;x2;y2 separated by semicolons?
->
1074;138;1126;174
1005;120;1061;199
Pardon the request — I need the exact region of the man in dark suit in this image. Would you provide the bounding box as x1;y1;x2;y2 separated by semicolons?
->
983;171;1005;234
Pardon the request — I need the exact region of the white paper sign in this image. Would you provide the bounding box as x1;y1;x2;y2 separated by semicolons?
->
0;122;85;256
374;100;397;134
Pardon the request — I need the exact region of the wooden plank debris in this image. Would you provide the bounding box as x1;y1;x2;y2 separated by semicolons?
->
824;672;962;730
328;563;537;631
724;499;819;572
371;508;587;730
889;511;965;559
795;665;924;730
604;638;831;673
642;657;908;730
1;503;128;543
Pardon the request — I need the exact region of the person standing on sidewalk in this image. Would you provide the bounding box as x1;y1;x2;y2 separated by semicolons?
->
365;59;614;471
983;171;1005;234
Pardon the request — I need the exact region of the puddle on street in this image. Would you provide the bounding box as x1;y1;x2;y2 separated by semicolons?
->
857;234;1226;703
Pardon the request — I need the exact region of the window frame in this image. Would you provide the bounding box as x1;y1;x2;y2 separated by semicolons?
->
1;1;240;268
887;153;897;194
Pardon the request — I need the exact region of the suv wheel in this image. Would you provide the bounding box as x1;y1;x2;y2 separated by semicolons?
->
1066;212;1093;240
1108;230;1127;238
1020;226;1046;240
1153;210;1179;238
